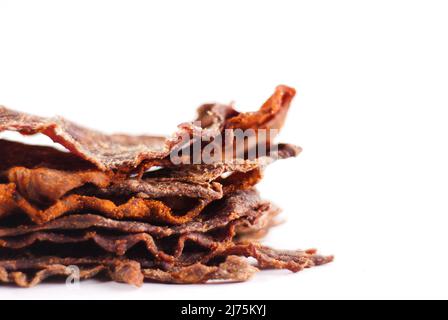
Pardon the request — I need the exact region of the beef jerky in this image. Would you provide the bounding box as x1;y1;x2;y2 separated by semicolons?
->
0;231;215;261
184;242;334;272
0;255;257;287
143;143;301;183
0;243;332;287
235;204;281;241
0;106;172;172
0;140;296;205
92;180;224;201
0;256;144;287
0;86;295;172
0;189;266;237
5;167;111;204
225;85;295;134
0;167;263;224
141;256;258;284
4;166;223;204
0;208;271;259
0;139;95;172
0;183;211;224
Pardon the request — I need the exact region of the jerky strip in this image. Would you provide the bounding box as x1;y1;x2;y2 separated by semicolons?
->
0;256;257;287
0;189;265;237
0;168;261;224
0;243;332;287
0;144;300;204
0;214;266;259
0;183;211;225
0;86;295;172
5;166;223;204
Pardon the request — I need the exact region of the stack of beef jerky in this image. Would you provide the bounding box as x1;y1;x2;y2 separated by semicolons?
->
0;85;332;287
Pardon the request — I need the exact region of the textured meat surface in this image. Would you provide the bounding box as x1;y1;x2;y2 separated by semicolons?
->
0;85;333;287
0;203;278;259
0;243;333;287
0;256;259;287
0;86;295;172
0;169;262;224
0;140;298;205
0;189;266;237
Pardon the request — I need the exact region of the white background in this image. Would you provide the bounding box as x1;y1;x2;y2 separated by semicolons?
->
0;0;447;300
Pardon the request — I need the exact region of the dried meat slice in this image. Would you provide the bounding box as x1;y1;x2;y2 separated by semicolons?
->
0;86;296;172
0;167;263;224
0;256;144;287
0;207;274;259
0;255;258;287
0;184;212;224
4;166;224;204
0;242;332;287
142;143;301;183
203;243;334;272
0;139;96;172
0;140;298;206
0;189;266;237
142;256;258;284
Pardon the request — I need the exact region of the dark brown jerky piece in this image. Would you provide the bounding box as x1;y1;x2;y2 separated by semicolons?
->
0;256;143;287
5;166;111;204
0;86;296;172
0;203;277;260
0;255;257;287
0;107;172;172
4;166;223;204
142;143;301;183
93;180;223;201
0;170;261;224
0;141;296;207
0;183;212;224
0;243;332;287
0;189;265;237
225;85;295;134
142;256;258;284
0;213;267;259
168;243;335;274
0;139;96;172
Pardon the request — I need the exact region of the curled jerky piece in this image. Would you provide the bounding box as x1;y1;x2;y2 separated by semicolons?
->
0;244;332;287
0;141;297;206
6;167;111;203
4;166;224;204
0;184;211;224
0;231;212;261
143;143;301;183
0;85;296;172
0;203;278;259
225;85;295;133
0;256;258;287
0;168;261;224
0;257;144;287
0;189;266;237
0;139;95;172
205;243;334;272
142;256;258;284
1;141;296;207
